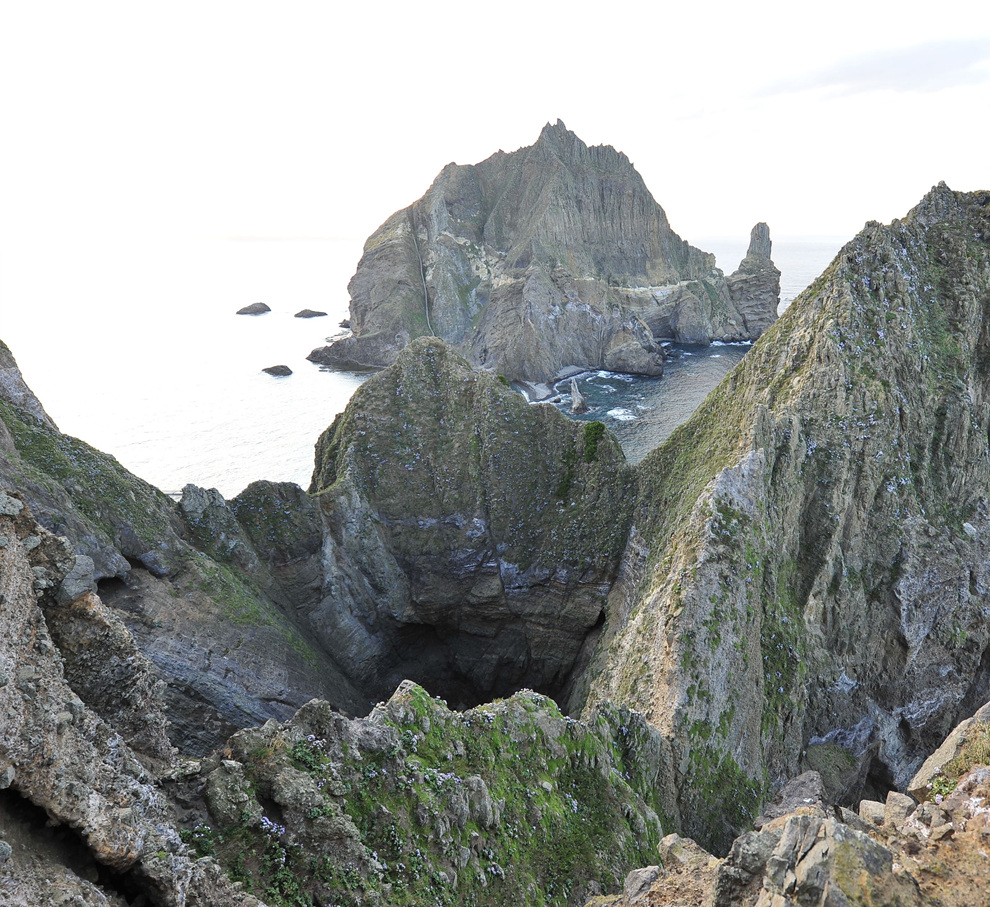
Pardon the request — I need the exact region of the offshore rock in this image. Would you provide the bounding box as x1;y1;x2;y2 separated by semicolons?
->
724;222;782;337
262;364;292;376
308;337;636;706
309;122;778;381
581;183;990;852
571;377;590;414
236;302;271;315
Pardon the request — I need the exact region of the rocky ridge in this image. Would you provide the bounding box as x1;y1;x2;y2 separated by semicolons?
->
167;680;675;907
580;183;990;850
309;121;779;381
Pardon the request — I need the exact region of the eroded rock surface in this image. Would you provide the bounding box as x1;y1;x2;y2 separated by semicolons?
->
308;337;636;707
309;121;778;381
581;183;990;851
0;494;261;907
168;680;673;907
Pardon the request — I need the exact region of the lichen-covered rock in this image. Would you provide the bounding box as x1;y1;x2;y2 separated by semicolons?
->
582;183;990;852
309;122;777;381
170;680;672;907
308;337;636;706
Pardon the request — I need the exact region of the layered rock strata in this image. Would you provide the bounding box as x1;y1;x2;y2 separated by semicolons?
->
309;121;779;381
580;183;990;850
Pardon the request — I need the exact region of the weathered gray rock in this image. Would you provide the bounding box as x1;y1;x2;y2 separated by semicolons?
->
294;309;327;318
623;865;660;902
582;184;990;853
262;364;292;376
309;122;776;381
237;302;271;315
859;799;886;827
884;790;917;827
753;770;827;828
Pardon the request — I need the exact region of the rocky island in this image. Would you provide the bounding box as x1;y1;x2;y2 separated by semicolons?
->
2;180;990;906
308;121;780;382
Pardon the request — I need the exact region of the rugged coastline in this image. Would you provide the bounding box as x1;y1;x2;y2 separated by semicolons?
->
2;183;990;905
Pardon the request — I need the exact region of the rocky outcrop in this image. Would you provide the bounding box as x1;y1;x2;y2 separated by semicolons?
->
262;365;292;376
308;337;636;707
294;309;326;318
168;680;674;907
236;303;270;315
309;122;778;381
601;741;990;907
724;222;782;336
0;492;261;907
0;343;367;755
580;183;990;851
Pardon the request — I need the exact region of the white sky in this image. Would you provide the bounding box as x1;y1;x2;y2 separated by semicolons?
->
0;1;988;249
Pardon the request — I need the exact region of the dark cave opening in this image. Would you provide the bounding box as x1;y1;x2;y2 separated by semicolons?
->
0;787;156;905
860;754;897;805
383;618;580;714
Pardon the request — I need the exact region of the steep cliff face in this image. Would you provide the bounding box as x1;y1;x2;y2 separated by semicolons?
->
0;492;258;906
581;183;990;851
308;337;636;707
0;344;367;755
308;122;779;381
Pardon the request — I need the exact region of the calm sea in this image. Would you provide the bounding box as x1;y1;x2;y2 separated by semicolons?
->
0;236;843;497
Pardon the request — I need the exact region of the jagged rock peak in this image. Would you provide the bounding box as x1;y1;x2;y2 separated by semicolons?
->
309;125;779;380
746;221;772;259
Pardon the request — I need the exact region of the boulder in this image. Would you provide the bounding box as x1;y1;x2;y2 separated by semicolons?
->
263;364;293;376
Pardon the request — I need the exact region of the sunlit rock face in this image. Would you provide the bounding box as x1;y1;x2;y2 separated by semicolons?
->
581;183;990;851
309;121;778;382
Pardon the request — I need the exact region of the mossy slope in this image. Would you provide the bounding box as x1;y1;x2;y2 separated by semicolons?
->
173;681;676;907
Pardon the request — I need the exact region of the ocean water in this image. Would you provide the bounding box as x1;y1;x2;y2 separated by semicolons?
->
0;236;844;497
